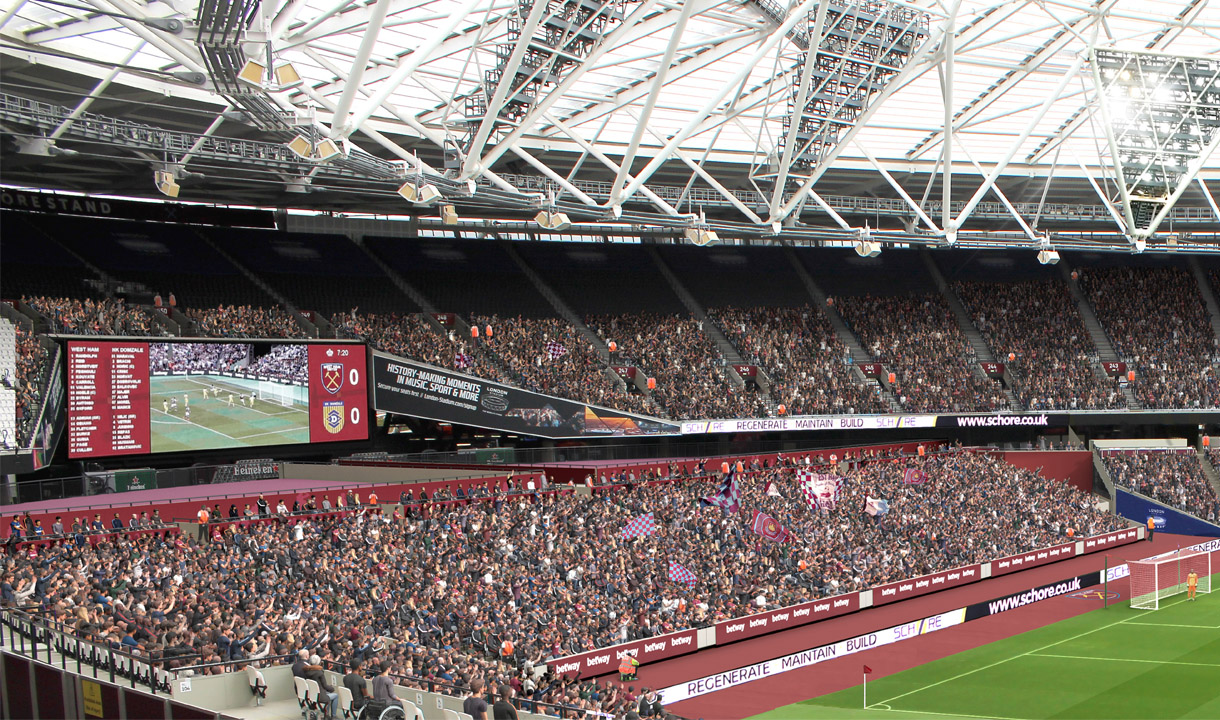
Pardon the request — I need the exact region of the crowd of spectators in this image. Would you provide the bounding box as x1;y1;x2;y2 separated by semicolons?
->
0;448;1119;719
1103;449;1220;523
247;344;308;384
955;281;1124;411
1081;268;1220;408
710;306;888;416
333;311;507;383
187;305;306;339
588;313;769;419
472;315;655;416
23;296;164;337
836;294;1009;412
13;326;50;447
150;343;251;374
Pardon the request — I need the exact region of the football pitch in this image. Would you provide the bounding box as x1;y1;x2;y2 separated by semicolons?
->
751;573;1220;720
150;375;308;452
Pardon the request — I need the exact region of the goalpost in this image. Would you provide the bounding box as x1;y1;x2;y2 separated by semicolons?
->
257;380;295;407
1128;549;1212;610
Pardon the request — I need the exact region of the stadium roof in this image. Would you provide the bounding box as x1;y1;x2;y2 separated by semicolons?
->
1;0;1218;247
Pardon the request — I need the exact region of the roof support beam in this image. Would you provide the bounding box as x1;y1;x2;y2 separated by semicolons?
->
461;0;551;175
86;0;207;73
941;0;959;235
1138;134;1220;239
617;0;822;204
509;146;600;206
471;0;666;175
1200;178;1220;225
329;0;391;139
609;0;696;207
343;0;488;137
49;40;145;140
636;116;764;223
0;0;27;32
851;138;941;234
955;132;1038;240
771;20;944;223
951;52;1087;232
769;0;831;218
543;111;683;216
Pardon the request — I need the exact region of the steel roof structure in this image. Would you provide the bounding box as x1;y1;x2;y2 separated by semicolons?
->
1;0;1218;250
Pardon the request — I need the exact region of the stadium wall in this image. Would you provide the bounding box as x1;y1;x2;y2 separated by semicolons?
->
995;450;1093;493
1115;487;1220;537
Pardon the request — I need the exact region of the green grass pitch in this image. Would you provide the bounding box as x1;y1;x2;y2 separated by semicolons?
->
751;573;1220;720
149;375;308;453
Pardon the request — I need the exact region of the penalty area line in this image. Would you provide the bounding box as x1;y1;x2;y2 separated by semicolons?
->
1027;653;1220;668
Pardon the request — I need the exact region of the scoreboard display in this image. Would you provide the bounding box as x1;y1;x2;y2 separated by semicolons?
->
66;339;368;459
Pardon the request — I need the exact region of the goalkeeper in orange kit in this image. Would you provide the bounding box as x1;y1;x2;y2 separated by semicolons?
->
1187;569;1199;601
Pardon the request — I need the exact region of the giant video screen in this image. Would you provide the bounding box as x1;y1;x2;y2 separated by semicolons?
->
66;340;368;458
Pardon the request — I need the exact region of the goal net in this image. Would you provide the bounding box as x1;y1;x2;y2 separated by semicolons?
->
1128;550;1212;610
257;380;295;407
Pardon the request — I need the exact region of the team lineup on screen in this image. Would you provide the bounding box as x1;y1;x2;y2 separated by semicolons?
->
66;340;368;458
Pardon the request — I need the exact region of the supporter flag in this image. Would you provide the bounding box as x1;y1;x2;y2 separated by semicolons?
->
545;341;568;359
699;470;740;513
751;510;791;543
765;480;781;497
454;352;473;369
799;470;843;511
621;512;656;539
667;561;697;588
864;496;890;517
902;467;928;485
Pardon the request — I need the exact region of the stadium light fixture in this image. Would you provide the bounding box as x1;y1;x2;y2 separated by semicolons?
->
1036;249;1060;265
237;58;267;86
154;169;180;198
853;225;880;257
535;209;572;231
441;204;460;225
273;61;303;89
286;135;313;160
399;181;442;205
314;138;343;162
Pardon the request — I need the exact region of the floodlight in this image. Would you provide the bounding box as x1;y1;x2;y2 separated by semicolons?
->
535;210;572;231
154;170;180;198
273;61;303;88
854;239;881;257
237;58;267;86
1036;249;1060;265
441;204;459;225
286;135;313;159
399;181;442;205
314;138;343;161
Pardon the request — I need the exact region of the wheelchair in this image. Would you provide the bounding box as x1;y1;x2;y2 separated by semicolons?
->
356;699;406;720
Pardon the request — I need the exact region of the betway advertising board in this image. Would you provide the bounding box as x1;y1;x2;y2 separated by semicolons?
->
372;352;679;439
548;628;698;678
714;592;858;644
871;564;981;606
990;543;1076;577
1080;527;1142;554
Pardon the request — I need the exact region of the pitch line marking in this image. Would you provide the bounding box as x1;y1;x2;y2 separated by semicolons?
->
182;377;307;417
873;594;1195;709
1124;621;1220;629
151;409;304;442
864;703;1027;720
1027;653;1220;668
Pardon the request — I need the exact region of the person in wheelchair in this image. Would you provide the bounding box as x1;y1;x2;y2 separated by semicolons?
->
371;661;404;711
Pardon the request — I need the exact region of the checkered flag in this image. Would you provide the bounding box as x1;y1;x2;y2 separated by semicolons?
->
454;352;473;369
545;341;568;359
621;512;656;539
799;470;843;511
667;561;697;588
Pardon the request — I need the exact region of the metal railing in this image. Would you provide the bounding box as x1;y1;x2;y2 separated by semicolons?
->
1;606;181;693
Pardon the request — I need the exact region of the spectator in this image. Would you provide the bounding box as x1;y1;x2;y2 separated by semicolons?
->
837;293;1009;412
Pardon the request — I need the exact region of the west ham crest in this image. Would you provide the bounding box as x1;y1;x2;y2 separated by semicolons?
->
323;401;345;434
321;363;344;394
